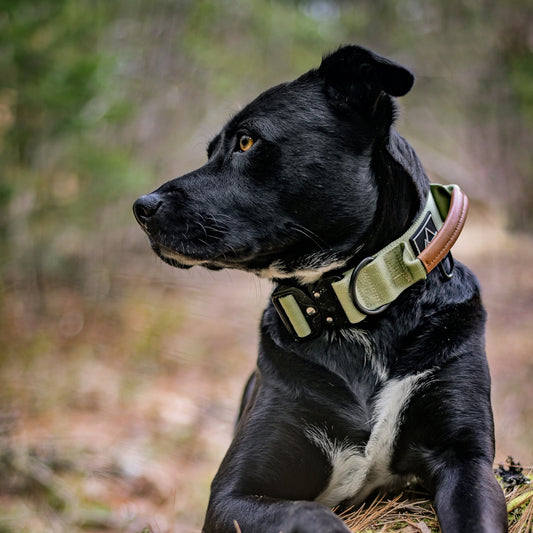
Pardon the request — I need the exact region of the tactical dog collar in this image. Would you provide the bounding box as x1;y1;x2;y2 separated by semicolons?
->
271;184;469;340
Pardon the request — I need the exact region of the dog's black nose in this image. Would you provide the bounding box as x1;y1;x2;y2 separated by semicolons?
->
133;194;162;226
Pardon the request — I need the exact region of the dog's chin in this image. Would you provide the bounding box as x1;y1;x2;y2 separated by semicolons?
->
157;254;194;269
151;244;208;270
151;242;238;271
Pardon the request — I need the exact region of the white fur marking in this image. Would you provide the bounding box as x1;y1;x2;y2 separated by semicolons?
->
158;246;207;267
308;372;429;507
258;256;349;284
331;329;389;381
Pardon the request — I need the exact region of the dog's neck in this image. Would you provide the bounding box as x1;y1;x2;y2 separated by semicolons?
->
271;179;468;341
269;128;469;341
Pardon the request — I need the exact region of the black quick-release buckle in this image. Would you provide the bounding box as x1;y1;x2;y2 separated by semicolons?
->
271;275;351;340
271;285;323;340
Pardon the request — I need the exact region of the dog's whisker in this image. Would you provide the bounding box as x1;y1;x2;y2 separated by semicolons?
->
209;212;233;221
289;224;329;250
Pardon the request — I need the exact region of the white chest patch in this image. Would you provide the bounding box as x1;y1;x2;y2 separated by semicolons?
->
306;371;429;507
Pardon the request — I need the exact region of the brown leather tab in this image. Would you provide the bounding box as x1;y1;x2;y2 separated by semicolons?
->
418;187;469;273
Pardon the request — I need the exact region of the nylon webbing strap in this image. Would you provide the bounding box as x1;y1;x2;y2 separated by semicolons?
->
271;184;468;339
341;184;445;316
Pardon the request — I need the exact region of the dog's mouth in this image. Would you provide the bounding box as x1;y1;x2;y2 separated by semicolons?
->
150;240;271;272
152;246;197;269
150;239;349;283
150;241;222;270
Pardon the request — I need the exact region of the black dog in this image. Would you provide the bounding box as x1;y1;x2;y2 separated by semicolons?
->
133;45;507;533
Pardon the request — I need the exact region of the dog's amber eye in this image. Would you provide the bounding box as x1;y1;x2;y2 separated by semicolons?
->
239;135;254;152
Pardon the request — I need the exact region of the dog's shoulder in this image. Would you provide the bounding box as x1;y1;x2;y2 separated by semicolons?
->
389;261;486;375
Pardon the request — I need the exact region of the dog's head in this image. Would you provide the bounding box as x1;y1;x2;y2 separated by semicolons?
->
133;45;422;283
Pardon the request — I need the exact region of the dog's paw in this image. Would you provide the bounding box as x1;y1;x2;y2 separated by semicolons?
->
280;502;351;533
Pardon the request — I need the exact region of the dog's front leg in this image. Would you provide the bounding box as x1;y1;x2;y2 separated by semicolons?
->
204;493;351;533
202;386;353;533
433;459;508;533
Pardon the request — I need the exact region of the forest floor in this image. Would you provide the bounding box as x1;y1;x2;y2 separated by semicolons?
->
0;203;532;533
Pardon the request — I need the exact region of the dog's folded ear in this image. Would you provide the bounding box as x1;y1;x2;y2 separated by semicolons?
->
318;45;415;111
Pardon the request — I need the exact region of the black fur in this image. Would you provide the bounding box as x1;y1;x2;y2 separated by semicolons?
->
133;45;508;532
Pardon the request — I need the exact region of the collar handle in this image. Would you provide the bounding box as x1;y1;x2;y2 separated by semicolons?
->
418;184;468;274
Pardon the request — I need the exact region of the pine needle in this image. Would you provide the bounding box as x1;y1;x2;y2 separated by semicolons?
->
340;492;439;532
340;464;532;533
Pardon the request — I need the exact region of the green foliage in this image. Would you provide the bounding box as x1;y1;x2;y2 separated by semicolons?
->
0;0;151;284
0;0;105;159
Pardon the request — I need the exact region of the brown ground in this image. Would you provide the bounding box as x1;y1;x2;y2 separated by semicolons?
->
0;205;531;532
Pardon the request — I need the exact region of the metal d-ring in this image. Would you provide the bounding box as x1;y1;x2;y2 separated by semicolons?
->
349;257;391;316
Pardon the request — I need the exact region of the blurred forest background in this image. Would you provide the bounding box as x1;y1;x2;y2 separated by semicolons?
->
1;0;532;531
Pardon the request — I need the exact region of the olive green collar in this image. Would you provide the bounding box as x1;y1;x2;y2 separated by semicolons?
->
271;184;469;340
